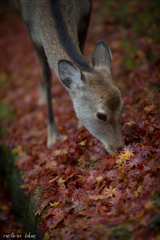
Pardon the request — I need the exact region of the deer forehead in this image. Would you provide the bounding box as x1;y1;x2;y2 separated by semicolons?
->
85;71;122;112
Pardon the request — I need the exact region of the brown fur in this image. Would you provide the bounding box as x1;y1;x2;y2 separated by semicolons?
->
18;0;124;153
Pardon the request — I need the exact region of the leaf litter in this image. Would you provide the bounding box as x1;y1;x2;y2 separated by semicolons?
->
0;0;160;239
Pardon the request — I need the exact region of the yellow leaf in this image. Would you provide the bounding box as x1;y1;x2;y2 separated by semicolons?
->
50;201;59;207
49;224;56;230
103;186;116;197
49;176;58;183
96;176;103;183
89;195;106;200
77;155;85;165
53;149;63;156
0;71;8;82
12;145;24;157
134;190;138;198
79;140;87;146
50;161;57;167
144;200;155;210
0;205;9;211
2;228;11;234
58;177;66;187
134;185;143;198
118;166;125;173
44;232;50;240
117;150;134;164
61;135;68;142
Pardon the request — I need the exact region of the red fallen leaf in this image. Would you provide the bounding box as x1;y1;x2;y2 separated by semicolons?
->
14;152;31;168
35;209;42;216
106;169;117;180
39;199;50;211
128;157;139;167
41;209;56;220
109;215;126;227
123;144;134;153
86;170;98;182
65;166;72;174
137;145;151;159
152;124;160;129
103;186;117;198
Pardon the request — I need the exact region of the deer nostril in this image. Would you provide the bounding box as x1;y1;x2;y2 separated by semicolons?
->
117;147;123;153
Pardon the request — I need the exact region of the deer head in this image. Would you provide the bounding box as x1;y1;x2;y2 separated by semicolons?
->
58;41;124;153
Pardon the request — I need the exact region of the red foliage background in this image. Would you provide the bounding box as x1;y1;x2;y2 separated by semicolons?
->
0;1;160;239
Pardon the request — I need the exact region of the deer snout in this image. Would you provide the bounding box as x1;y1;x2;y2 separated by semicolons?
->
105;138;125;154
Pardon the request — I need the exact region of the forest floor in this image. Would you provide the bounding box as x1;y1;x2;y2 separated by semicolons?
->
0;0;160;239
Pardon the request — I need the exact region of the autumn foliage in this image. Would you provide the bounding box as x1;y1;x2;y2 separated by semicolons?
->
0;0;160;239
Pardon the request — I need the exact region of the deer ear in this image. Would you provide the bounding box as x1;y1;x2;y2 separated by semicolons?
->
58;60;85;90
92;41;112;70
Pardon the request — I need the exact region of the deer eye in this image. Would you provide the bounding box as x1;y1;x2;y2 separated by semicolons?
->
96;112;107;122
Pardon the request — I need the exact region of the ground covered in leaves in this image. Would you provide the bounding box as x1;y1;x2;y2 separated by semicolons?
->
0;0;160;239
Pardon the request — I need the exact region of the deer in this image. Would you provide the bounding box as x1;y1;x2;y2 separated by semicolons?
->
17;0;124;154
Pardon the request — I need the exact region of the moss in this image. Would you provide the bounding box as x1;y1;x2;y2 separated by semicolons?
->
0;103;16;136
23;193;43;240
0;145;44;240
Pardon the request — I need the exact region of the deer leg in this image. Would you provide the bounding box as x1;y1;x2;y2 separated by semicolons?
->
33;44;58;147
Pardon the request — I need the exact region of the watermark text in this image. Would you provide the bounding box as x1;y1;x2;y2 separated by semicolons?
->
3;232;36;239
